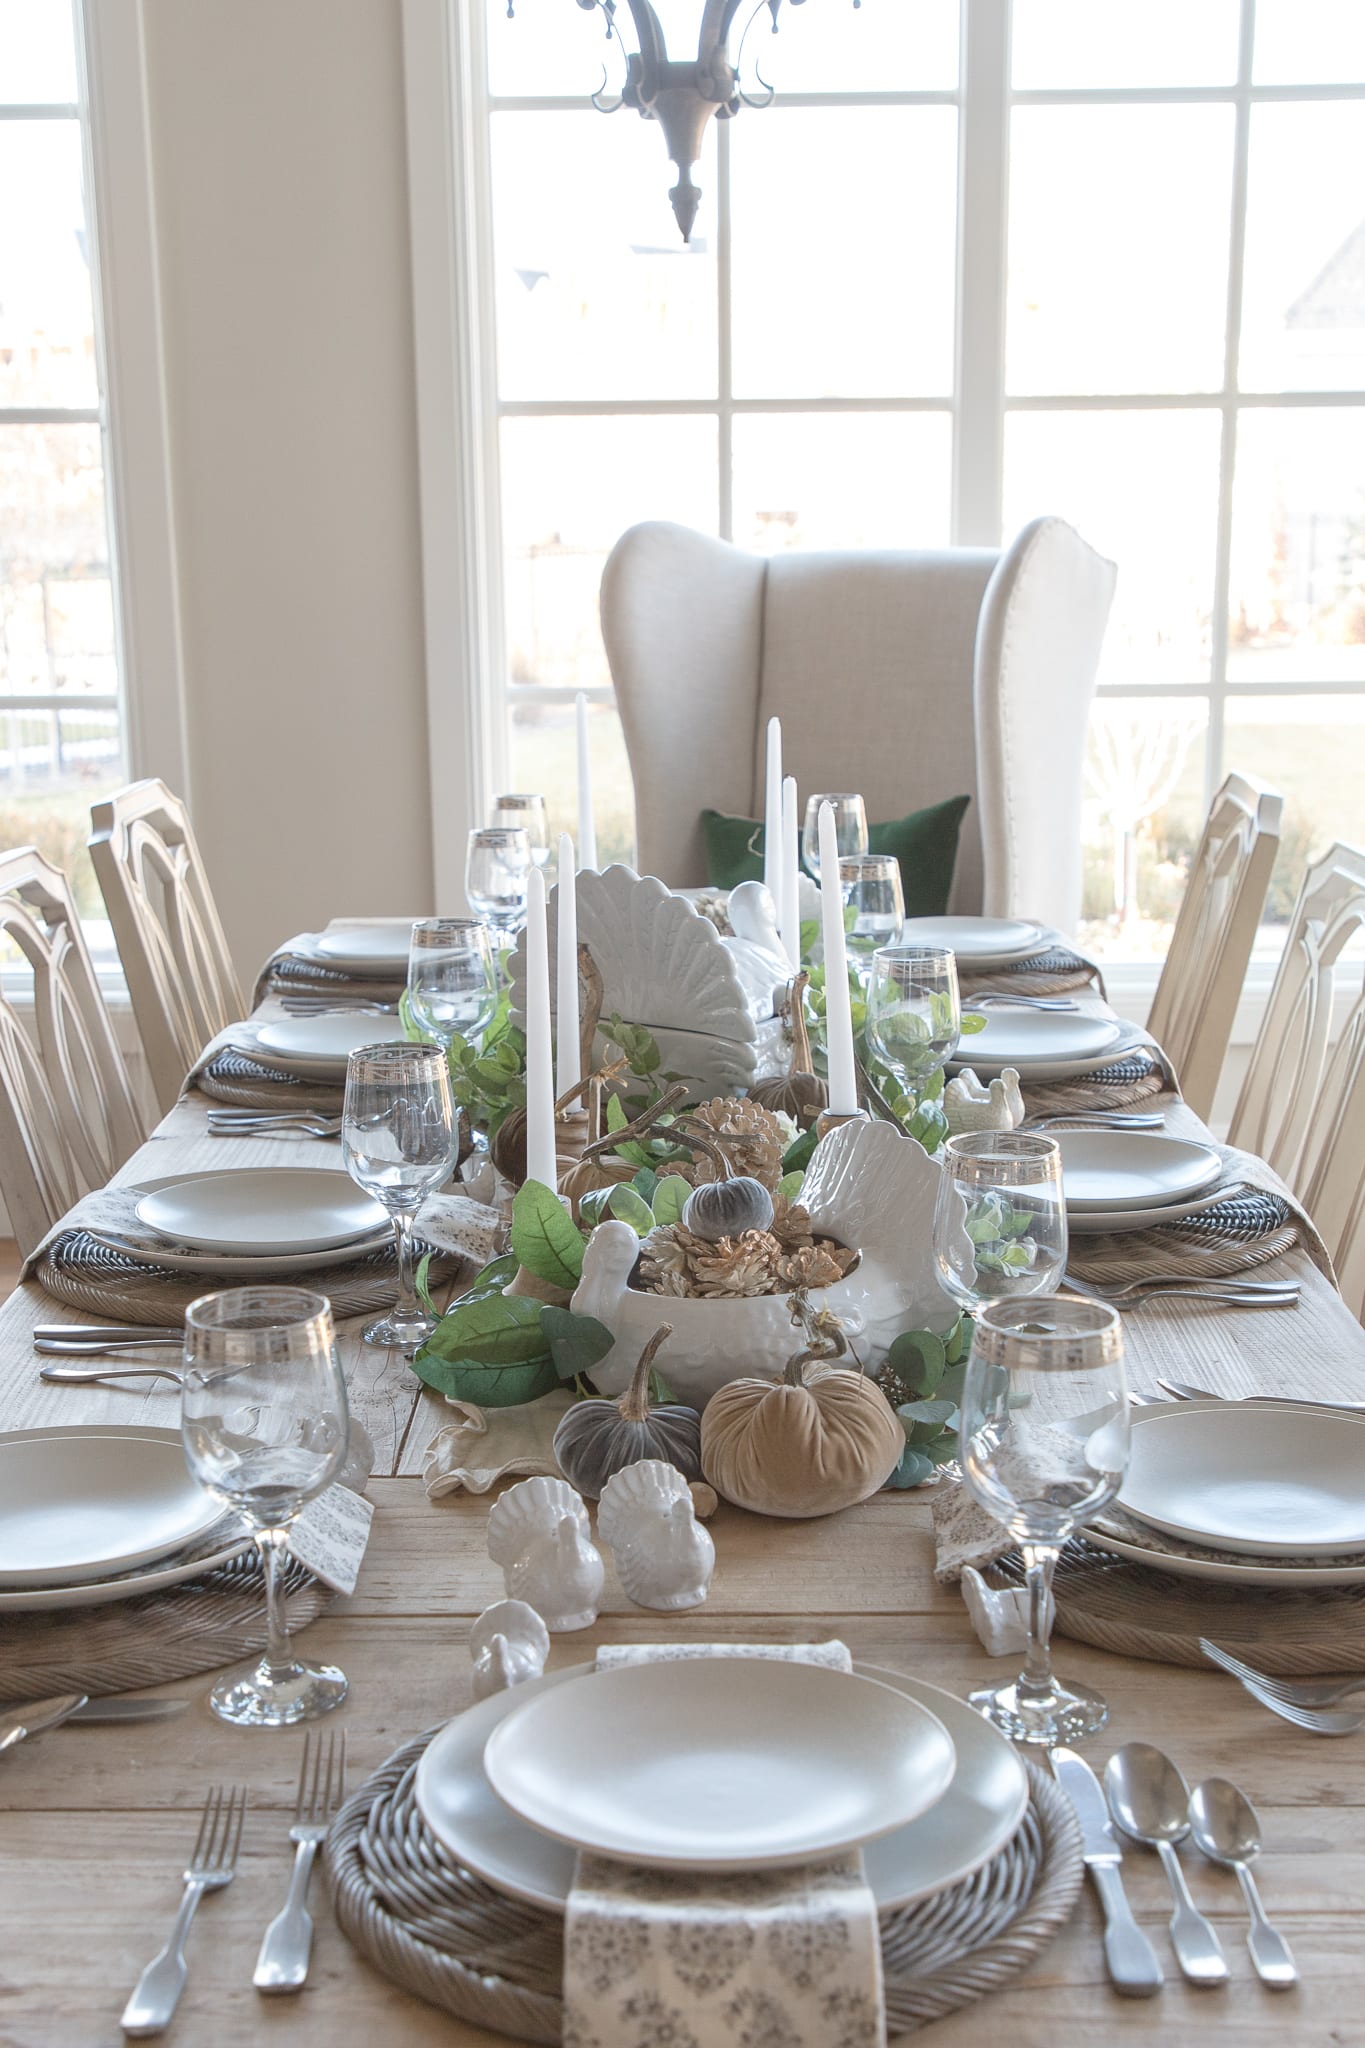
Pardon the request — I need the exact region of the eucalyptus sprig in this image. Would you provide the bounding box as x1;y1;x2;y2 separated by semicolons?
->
800;963;985;1156
878;1315;970;1488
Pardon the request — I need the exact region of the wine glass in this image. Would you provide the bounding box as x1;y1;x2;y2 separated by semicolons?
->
465;826;531;937
959;1296;1129;1744
801;793;868;879
933;1131;1068;1316
407;917;496;1049
181;1287;349;1727
864;945;961;1096
839;854;905;968
341;1042;458;1354
492;793;550;868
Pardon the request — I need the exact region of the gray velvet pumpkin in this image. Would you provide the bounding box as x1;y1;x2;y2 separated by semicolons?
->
552;1326;703;1499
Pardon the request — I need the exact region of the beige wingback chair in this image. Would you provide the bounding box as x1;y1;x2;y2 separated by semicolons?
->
600;516;1117;933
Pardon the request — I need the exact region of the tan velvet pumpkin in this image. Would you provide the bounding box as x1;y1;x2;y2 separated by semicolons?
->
700;1356;904;1519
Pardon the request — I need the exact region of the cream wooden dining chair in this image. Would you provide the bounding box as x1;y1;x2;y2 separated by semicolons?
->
599;515;1117;934
88;779;246;1114
0;849;148;1258
1145;772;1283;1121
1227;841;1365;1305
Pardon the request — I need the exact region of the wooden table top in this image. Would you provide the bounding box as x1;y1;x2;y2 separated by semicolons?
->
2;964;1363;2047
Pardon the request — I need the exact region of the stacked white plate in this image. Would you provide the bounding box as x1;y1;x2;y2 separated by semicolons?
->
901;916;1049;967
949;1008;1128;1084
415;1654;1029;1907
0;1425;248;1612
1058;1131;1226;1236
233;1012;408;1082
288;922;415;977
120;1168;389;1278
1093;1402;1365;1586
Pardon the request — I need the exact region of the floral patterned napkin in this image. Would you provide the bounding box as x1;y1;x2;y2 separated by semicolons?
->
562;1641;886;2048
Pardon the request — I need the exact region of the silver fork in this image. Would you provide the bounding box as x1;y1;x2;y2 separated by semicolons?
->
278;997;397;1015
1027;1111;1165;1129
1198;1640;1365;1710
1199;1640;1365;1736
122;1784;247;2036
253;1731;348;1992
207;1112;343;1137
1064;1272;1300;1306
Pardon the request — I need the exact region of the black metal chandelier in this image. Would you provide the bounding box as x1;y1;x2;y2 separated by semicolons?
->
507;0;863;243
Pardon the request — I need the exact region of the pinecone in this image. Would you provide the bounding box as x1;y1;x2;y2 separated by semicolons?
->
682;1097;788;1191
776;1241;858;1291
688;1228;782;1298
770;1194;816;1250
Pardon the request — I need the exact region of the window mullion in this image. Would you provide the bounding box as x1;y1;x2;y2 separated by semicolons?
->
717;117;733;543
952;0;1010;547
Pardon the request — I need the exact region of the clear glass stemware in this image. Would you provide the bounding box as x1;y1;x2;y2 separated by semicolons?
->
801;792;869;879
181;1286;349;1727
933;1130;1068;1315
465;825;532;937
864;944;961;1096
839;853;905;966
491;793;550;868
407;917;496;1049
959;1296;1129;1744
341;1042;458;1354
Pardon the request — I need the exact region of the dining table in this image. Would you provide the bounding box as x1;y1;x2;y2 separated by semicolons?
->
2;924;1364;2048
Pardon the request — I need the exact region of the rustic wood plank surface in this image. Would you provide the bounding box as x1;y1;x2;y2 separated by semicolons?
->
2;944;1363;2046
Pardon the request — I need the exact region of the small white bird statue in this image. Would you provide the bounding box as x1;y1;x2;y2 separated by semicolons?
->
944;1066;1025;1135
486;1476;605;1632
468;1598;551;1701
597;1460;716;1611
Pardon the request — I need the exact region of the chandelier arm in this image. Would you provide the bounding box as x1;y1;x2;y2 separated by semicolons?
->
588;2;630;112
698;0;749;60
733;0;778;106
619;0;670;81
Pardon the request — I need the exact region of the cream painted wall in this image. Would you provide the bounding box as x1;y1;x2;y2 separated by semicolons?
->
140;0;435;981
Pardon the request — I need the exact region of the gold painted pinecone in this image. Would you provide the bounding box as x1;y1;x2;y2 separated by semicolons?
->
776;1241;858;1291
682;1097;788;1191
769;1194;816;1250
639;1222;782;1299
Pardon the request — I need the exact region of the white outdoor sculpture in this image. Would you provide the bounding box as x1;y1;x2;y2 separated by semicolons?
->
597;1459;716;1612
485;1476;605;1633
467;1598;552;1701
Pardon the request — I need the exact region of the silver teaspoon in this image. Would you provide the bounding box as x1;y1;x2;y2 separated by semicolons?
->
1104;1744;1227;1984
1189;1778;1298;1987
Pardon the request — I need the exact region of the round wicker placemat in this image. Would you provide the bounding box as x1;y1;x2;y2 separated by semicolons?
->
326;1735;1081;2043
0;1553;336;1702
1022;1050;1170;1117
1067;1188;1299;1285
194;1049;344;1114
960;951;1102;1000
991;1538;1365;1673
31;1229;466;1326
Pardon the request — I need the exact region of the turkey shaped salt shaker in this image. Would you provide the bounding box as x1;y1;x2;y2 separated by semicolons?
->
486;1476;604;1632
468;1598;551;1701
597;1459;715;1612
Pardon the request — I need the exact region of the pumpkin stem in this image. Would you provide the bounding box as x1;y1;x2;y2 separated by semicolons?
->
671;1118;735;1178
554;1053;628;1119
621;1323;673;1420
786;971;813;1076
578;1081;690;1166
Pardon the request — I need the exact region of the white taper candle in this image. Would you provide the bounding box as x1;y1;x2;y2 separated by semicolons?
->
763;716;783;907
575;693;598;871
555;832;580;1100
780;774;800;969
819;800;859;1116
524;865;559;1189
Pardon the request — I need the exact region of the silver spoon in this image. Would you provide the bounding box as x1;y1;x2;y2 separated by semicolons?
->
1189;1779;1298;1987
1104;1744;1227;1984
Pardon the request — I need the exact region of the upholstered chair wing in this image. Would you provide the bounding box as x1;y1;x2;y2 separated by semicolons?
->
600;517;1115;933
89;779;246;1114
0;849;148;1257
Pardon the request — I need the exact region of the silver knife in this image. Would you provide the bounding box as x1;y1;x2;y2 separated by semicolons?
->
0;1696;187;1749
1053;1747;1164;1996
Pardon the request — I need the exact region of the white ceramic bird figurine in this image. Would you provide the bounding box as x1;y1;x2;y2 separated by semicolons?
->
468;1598;551;1701
486;1476;605;1632
597;1460;716;1611
943;1066;1025;1135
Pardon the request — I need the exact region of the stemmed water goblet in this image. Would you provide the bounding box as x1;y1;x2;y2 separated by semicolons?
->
839;854;904;970
933;1130;1068;1316
801;793;868;879
491;793;550;868
180;1287;350;1727
864;945;961;1099
958;1296;1130;1743
465;826;531;939
341;1042;458;1355
407;917;496;1051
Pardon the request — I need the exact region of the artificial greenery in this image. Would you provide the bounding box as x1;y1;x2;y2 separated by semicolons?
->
801;961;985;1156
878;1314;970;1488
964;1191;1043;1277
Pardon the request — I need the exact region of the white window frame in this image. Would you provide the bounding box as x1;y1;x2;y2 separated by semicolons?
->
404;0;1365;957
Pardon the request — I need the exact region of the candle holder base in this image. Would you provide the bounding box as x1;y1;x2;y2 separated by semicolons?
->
813;1107;872;1142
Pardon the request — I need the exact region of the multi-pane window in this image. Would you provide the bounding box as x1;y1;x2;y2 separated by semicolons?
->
0;0;123;921
484;0;1364;958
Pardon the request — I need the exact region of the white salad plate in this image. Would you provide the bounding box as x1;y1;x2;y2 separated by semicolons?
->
949;1009;1125;1082
300;922;415;973
899;916;1049;966
135;1168;387;1257
0;1426;222;1589
481;1659;956;1872
1117;1402;1365;1557
1058;1132;1223;1213
1065;1186;1231;1236
251;1013;409;1072
416;1660;1022;1910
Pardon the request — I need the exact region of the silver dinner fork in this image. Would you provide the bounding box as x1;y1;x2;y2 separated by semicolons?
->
1199;1641;1365;1736
207;1111;343;1137
1063;1272;1300;1306
122;1784;247;2036
972;992;1080;1011
1198;1641;1365;1711
1027;1110;1165;1129
253;1731;348;1992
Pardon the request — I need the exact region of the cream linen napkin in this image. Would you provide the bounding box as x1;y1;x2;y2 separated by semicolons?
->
562;1641;886;2048
422;1390;574;1497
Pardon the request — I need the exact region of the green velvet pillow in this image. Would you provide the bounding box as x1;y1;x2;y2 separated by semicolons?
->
700;794;971;917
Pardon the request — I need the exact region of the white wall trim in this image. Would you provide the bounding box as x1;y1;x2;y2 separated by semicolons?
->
77;0;191;802
402;0;507;912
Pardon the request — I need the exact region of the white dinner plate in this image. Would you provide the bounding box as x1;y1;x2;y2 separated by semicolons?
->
135;1168;387;1256
253;1014;409;1068
1059;1132;1223;1213
482;1658;956;1871
1118;1402;1365;1556
900;916;1049;966
303;922;415;973
0;1427;221;1589
416;1661;1023;1911
949;1009;1125;1083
